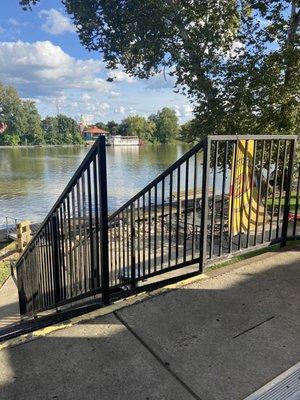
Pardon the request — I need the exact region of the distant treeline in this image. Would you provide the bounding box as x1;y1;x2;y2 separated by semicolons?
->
0;81;184;146
0;82;82;146
95;107;180;144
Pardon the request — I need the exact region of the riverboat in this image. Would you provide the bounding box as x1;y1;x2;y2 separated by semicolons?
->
107;135;143;146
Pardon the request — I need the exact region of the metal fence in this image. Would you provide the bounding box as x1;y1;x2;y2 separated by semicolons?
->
203;136;299;263
16;137;109;316
16;135;300;317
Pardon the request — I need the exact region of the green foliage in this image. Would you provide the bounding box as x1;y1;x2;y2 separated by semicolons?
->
22;101;44;144
106;120;119;135
0;82;27;144
42;116;59;144
56;114;83;144
1;79;178;145
149;107;179;143
20;0;300;138
105;108;178;143
0;82;43;145
95;108;178;143
118;115;156;141
179;120;206;143
0;81;83;145
0;133;20;146
95;121;108;131
0;260;10;288
42;115;83;145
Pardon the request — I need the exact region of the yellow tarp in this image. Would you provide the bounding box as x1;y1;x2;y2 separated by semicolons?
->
228;140;266;236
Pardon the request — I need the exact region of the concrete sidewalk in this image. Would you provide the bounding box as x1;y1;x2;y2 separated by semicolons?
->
0;247;299;400
0;276;20;330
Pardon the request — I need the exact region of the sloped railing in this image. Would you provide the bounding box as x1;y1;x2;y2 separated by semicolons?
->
16;136;109;316
107;139;207;290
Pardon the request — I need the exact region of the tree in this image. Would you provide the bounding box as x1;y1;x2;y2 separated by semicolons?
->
20;0;300;137
106;120;119;135
118;115;156;141
0;82;26;145
150;107;179;143
42;115;83;144
179;120;204;143
56;114;83;144
42;116;59;145
22;101;44;144
95;121;108;131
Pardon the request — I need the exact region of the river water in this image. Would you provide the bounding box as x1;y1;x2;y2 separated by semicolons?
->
0;144;191;228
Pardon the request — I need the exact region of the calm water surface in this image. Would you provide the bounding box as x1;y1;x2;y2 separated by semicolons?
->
0;144;191;228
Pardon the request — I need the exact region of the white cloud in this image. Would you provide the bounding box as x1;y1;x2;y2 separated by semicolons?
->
173;105;181;117
110;90;120;97
225;40;244;59
107;70;135;83
39;9;76;35
129;106;137;115
183;104;193;117
82;93;91;101
8;18;27;27
0;40;108;96
171;104;193;119
21;97;42;104
99;102;110;114
114;106;126;114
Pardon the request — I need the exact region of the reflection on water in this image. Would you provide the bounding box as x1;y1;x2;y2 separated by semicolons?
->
0;143;191;227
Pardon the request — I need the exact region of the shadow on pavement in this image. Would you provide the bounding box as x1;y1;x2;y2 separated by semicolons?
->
0;248;299;400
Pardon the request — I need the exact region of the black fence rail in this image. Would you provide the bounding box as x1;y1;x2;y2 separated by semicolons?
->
203;136;299;265
108;140;206;289
16;135;300;318
107;135;299;288
16;137;109;316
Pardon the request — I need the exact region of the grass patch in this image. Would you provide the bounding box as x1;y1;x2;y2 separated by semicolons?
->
266;193;300;213
0;241;18;288
0;260;10;288
206;239;300;272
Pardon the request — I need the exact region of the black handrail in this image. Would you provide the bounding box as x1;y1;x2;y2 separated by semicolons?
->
16;138;101;265
109;138;206;220
16;136;110;316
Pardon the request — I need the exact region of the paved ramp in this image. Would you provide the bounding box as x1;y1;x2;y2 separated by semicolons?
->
0;277;19;329
0;247;299;400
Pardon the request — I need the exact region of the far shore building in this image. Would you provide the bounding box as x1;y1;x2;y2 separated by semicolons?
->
82;126;109;141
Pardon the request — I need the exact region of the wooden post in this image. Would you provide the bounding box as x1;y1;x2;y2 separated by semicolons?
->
17;220;32;252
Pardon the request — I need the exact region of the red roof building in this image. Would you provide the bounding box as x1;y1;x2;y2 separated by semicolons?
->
83;126;108;140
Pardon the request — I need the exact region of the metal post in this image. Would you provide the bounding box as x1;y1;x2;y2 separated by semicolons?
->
98;136;110;305
51;213;61;304
281;138;296;247
130;203;136;289
200;137;211;271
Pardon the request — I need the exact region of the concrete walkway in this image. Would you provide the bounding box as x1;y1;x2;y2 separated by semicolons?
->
0;247;299;400
0;276;19;330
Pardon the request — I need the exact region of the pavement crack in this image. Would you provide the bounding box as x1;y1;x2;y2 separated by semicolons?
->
114;310;210;400
233;316;275;339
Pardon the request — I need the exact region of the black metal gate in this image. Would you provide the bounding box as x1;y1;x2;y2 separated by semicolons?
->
17;137;109;316
16;135;300;317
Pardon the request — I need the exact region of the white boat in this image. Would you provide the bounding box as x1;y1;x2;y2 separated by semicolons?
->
107;135;143;146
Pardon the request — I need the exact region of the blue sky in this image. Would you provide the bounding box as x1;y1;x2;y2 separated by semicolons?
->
0;0;193;124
